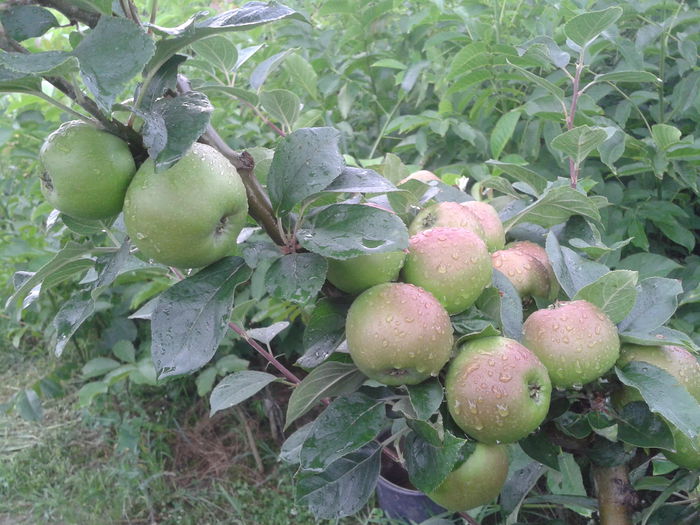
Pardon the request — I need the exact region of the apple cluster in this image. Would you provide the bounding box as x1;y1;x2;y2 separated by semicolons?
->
38;121;248;268
338;171;699;512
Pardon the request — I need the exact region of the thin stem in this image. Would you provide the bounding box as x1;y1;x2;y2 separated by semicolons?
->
369;94;404;159
148;0;158;32
605;81;653;135
34;92;96;123
566;53;585;187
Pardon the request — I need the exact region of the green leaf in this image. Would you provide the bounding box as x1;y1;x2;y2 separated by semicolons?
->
112;340;136;363
250;49;294;90
285;361;366;429
209;370;278;416
490;110;521;159
82;357;121;379
651;124;682;151
485;160;547;194
405;379;443;421
280;423;312;465
267;127;344;214
504;186;601;232
564;7;622;47
152;257;251;378
594;71;660;84
77;381;108;408
298;298;349;368
618;278;683;333
146;3;304;81
550;126;609;166
195;367;217;397
619;326;697;351
520;431;561;470
616;362;700;440
573;270;638;324
260;89;300;131
296;443;380;519
139;90;213;170
247;321;289;345
617;253;682;280
507;60;565;103
500;461;547;515
0;65;41;93
73;16;155;110
198;84;259;105
370;58;406;69
546;453;591;517
545;232;608;299
299;392;386;472
404;430;469;493
0;6;59;41
448;42;490;79
297;204;409;260
617;402;675;450
191;35;238;73
284;53;319;99
67;0;111;15
323;167;399;194
266;253;327;304
15;389;42;421
485;270;523;340
0;50;78;77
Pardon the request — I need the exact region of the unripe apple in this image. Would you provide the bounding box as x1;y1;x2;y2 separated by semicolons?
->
461;201;505;252
408;201;486;242
507;240;559;300
615;344;700;469
345;283;453;386
39;120;136;219
401;227;491;315
398;169;440;185
426;443;509;511
124;143;248;268
326;251;406;294
521;300;620;388
491;248;551;300
445;336;552;444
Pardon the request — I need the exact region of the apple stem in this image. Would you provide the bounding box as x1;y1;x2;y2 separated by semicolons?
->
593;464;636;525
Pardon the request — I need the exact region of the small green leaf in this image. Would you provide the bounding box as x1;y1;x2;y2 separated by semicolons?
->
617;254;682;280
490;110;521;159
0;50;78;77
618;277;683;333
651;124;682;151
260;89;300;131
485;160;548;194
82;357;121;379
284;53;318;99
247;322;289;345
266;253;327;304
405;379;444;421
404;430;469;493
617;402;674;450
209;370;278;416
564;7;622;47
191;35;238;73
573;270;638;324
504;186;601;232
594;71;660;84
15;389;43;421
520;431;561;470
285;361;366;429
616;362;700;440
77;381;108;408
322;167;399;194
0;6;59;41
545;232;608;299
370;58;406;69
298;298;349;368
297;204;409;260
550;126;609;166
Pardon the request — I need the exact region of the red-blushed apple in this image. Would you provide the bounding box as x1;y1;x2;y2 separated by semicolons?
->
326;251;406;294
507;240;559;300
462;201;505;252
408;201;486;241
401;227;492;315
491;248;551;300
345;283;453;385
426;443;509;511
615;344;700;469
445;336;552;444
521;300;620;388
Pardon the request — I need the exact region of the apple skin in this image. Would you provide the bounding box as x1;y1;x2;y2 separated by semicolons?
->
39;120;136;219
426;443;509;511
398;169;440;185
491;248;551;300
521;300;620;388
345;283;453;386
615;344;700;469
408;201;486;242
507;240;559;300
402;227;492;315
326;251;406;294
445;336;552;444
124;143;248;268
461;201;505;252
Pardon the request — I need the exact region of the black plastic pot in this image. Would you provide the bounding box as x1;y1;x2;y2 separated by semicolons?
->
375;475;451;523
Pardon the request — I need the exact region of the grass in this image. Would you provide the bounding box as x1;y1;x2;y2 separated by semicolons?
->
0;350;405;525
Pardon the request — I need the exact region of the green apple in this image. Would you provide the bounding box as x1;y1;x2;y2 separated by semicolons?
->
39;120;136;219
398;169;440;185
507;240;559;300
426;443;509;511
521;300;620;388
616;344;700;469
461;201;505;252
445;336;552;444
401;227;492;315
326;251;406;294
345;282;453;385
491;248;551;300
408;201;486;241
124;143;248;268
